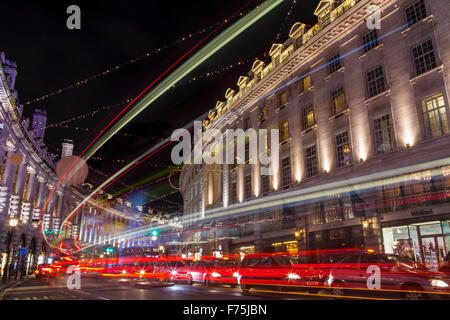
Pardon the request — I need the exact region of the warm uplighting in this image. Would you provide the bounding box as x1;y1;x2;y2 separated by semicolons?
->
362;218;370;230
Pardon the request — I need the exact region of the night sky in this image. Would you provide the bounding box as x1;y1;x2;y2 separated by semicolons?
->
1;0;319;214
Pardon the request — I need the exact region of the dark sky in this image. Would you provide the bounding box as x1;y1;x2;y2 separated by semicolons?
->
1;0;319;214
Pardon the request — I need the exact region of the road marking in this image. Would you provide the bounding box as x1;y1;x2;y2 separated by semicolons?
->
98;296;110;300
75;290;91;295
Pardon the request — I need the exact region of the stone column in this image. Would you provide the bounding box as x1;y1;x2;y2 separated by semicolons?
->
20;166;36;225
14;160;27;196
31;176;46;227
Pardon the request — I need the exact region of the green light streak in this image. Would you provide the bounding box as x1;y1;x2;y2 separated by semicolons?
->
112;164;182;197
84;0;283;160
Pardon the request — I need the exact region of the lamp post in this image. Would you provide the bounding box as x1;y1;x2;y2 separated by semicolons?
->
2;218;19;283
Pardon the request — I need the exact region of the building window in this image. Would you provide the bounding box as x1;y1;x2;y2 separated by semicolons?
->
279;120;289;142
422;93;449;138
303;105;315;130
281;157;292;187
306;145;318;177
231;182;237;203
11;165;20;193
412;39;437;76
279;91;288;107
262;175;270;194
366;65;386;98
244;118;251;131
374;114;394;154
22;172;31;200
245;175;252;200
328;53;342;74
405;0;427;26
362;30;379;53
336;131;352;167
331;87;346;114
301;75;312;92
245;142;250;163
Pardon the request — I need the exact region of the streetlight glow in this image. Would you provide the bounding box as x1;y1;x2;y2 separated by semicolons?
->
9;218;18;227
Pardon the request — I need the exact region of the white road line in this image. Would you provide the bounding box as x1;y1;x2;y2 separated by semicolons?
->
75;290;91;295
97;296;110;300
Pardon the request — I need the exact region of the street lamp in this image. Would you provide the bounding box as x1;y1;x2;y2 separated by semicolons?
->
2;218;19;283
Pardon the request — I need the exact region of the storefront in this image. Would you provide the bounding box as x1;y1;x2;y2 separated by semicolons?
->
308;225;364;250
382;214;450;271
272;240;299;253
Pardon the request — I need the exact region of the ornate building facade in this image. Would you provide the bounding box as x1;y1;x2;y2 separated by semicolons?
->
0;52;85;277
180;0;450;269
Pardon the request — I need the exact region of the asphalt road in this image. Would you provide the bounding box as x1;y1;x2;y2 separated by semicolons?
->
1;276;332;300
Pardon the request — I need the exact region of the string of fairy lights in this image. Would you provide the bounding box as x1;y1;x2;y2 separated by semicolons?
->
23;7;256;106
274;0;296;43
43;58;251;131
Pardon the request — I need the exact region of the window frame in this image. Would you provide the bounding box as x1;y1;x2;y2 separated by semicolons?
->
305;145;318;178
411;39;437;76
328;53;342;75
366;65;387;98
404;0;427;26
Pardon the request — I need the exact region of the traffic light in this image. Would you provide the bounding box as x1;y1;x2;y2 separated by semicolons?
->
105;247;114;254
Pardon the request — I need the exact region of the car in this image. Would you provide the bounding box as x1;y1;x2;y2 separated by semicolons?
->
34;265;55;280
152;259;191;283
186;260;212;285
235;253;319;293
324;250;450;300
206;258;239;287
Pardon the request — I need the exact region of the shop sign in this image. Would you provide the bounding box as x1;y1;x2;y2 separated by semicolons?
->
411;209;433;217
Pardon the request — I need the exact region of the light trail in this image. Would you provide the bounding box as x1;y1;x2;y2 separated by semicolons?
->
44;0;265;249
61;14;424;252
83;0;283;160
76;157;450;251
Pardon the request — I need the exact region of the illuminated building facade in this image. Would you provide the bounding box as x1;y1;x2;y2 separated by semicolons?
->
180;0;450;268
0;52;85;276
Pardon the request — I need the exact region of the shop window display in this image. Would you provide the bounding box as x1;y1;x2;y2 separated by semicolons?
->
383;221;450;271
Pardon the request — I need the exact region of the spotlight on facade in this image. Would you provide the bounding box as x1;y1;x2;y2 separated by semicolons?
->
362;218;370;230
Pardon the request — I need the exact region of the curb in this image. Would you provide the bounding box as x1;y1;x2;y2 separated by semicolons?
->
0;281;21;300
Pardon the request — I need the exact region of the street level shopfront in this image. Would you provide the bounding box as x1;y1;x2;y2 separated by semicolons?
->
381;208;450;271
